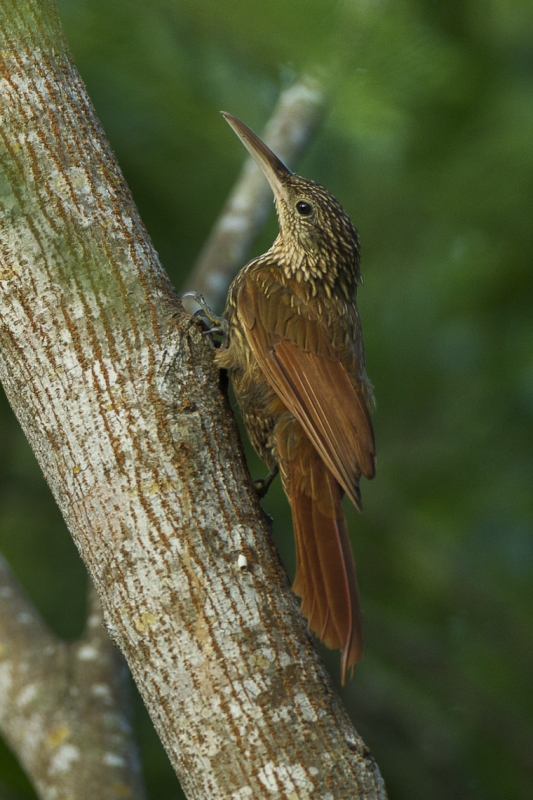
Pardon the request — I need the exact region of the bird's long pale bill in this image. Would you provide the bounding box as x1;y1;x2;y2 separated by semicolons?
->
221;111;292;202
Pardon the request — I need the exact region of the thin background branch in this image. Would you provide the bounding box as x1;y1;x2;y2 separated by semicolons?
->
0;555;145;800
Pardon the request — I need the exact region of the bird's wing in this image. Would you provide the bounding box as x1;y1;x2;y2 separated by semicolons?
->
237;280;375;509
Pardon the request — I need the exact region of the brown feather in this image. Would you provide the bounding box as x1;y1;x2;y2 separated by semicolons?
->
238;280;375;508
278;428;362;683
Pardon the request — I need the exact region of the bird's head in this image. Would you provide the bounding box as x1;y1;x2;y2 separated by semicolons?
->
222;112;361;288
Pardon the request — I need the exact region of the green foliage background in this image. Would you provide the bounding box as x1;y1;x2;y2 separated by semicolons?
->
1;0;532;798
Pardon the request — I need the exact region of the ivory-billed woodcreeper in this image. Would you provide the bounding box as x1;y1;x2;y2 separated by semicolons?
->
215;113;375;682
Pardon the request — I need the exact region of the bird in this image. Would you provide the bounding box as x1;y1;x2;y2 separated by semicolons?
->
190;112;376;683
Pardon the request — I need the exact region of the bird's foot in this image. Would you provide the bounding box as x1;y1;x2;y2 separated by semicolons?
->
180;291;228;339
253;466;279;498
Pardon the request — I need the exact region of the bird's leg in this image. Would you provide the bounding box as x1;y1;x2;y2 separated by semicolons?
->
180;291;229;339
253;466;279;498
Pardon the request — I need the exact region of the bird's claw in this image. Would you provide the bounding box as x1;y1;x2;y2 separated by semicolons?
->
253;466;279;498
203;327;225;336
180;291;228;338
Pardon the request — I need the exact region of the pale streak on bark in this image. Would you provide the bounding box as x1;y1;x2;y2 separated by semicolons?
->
187;77;325;311
0;555;145;800
0;0;387;797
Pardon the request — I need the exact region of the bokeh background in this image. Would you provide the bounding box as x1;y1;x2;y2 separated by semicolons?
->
1;0;532;797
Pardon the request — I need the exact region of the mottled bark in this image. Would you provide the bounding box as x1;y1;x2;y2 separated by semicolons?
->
0;1;387;798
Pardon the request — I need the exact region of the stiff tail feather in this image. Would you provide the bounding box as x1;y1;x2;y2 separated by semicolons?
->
285;450;363;684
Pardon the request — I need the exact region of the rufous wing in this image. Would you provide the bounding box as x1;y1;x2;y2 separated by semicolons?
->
237;279;375;510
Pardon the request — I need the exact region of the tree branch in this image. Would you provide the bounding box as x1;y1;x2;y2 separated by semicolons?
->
0;0;387;796
187;76;325;310
0;555;145;799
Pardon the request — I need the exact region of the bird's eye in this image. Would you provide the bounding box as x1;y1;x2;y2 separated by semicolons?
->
296;201;313;216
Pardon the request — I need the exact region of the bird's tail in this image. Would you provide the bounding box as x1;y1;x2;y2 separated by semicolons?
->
283;445;363;683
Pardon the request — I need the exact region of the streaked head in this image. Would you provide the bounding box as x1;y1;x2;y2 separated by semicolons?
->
222;112;361;284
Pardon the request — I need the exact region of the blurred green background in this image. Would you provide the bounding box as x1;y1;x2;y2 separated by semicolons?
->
1;0;532;797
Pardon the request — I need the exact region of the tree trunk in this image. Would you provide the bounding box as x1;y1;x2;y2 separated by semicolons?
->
0;0;387;797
